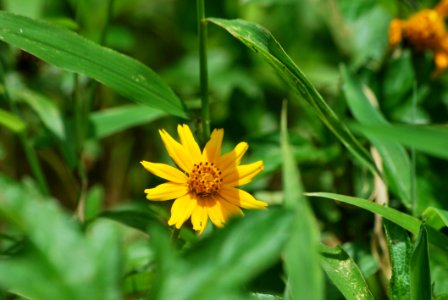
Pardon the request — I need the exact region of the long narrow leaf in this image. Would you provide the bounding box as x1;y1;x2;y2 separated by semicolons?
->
0;108;25;132
410;225;431;300
319;244;374;300
0;11;188;118
281;103;323;300
341;66;411;208
208;18;378;176
352;124;448;160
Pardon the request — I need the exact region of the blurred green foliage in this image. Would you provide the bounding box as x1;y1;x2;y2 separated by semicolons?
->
1;0;448;299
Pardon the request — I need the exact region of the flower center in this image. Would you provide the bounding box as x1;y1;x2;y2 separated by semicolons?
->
188;161;222;197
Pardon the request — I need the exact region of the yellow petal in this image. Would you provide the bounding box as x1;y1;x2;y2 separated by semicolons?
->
141;161;187;183
206;197;225;228
388;19;403;48
216;142;248;171
167;193;197;229
177;124;202;162
191;201;208;234
219;187;268;209
159;129;194;172
217;194;243;219
222;161;264;187
202;128;224;162
144;182;189;201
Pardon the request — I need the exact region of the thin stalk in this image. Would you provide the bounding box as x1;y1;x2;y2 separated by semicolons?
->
197;0;210;141
411;82;417;216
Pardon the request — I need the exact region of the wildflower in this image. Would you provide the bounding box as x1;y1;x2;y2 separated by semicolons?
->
388;0;448;74
141;124;267;234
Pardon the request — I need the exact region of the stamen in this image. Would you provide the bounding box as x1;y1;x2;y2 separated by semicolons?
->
188;161;222;197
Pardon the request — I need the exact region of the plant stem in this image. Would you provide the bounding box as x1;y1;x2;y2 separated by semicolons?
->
411;81;417;216
197;0;210;141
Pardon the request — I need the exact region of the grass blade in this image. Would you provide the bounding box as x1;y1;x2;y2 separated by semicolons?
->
0;11;188;118
319;244;374;300
281;102;323;300
410;225;431;300
0;108;26;133
208;18;378;176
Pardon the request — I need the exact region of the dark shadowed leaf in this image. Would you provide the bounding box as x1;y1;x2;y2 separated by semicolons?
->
410;225;431;300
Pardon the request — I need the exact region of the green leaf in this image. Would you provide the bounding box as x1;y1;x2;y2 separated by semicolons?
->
307;192;448;252
15;89;65;139
351;124;448;160
341;66;411;208
384;220;412;300
319;244;374;300
410;225;431;300
0;108;26;132
422;207;448;231
89;105;165;139
0;11;188;118
0;176;122;300
307;192;421;234
152;208;293;300
281;103;323;300
208;18;378;176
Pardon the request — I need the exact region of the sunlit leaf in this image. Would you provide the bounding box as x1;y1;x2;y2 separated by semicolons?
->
319;244;374;300
0;108;26;133
281;103;323;300
384;220;412;300
422;207;448;231
0;11;188;118
208;18;378;176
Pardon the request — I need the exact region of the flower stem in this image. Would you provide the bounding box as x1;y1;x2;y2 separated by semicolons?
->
197;0;210;141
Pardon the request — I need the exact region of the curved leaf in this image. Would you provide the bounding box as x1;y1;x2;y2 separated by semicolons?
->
0;108;25;132
411;225;431;300
0;11;188;118
319;244;374;300
208;18;378;176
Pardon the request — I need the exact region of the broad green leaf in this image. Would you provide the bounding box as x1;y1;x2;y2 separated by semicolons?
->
422;207;448;231
0;108;25;132
410;225;431;300
319;244;374;300
384;220;412;300
341;66;411;208
89;105;165;139
351;124;448;160
208;18;378;176
0;176;122;300
308;192;448;251
15;89;65;139
0;11;188;118
152;208;293;300
281;103;323;300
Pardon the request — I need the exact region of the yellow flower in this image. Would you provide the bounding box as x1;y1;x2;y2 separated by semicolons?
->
141;124;267;234
388;1;448;74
